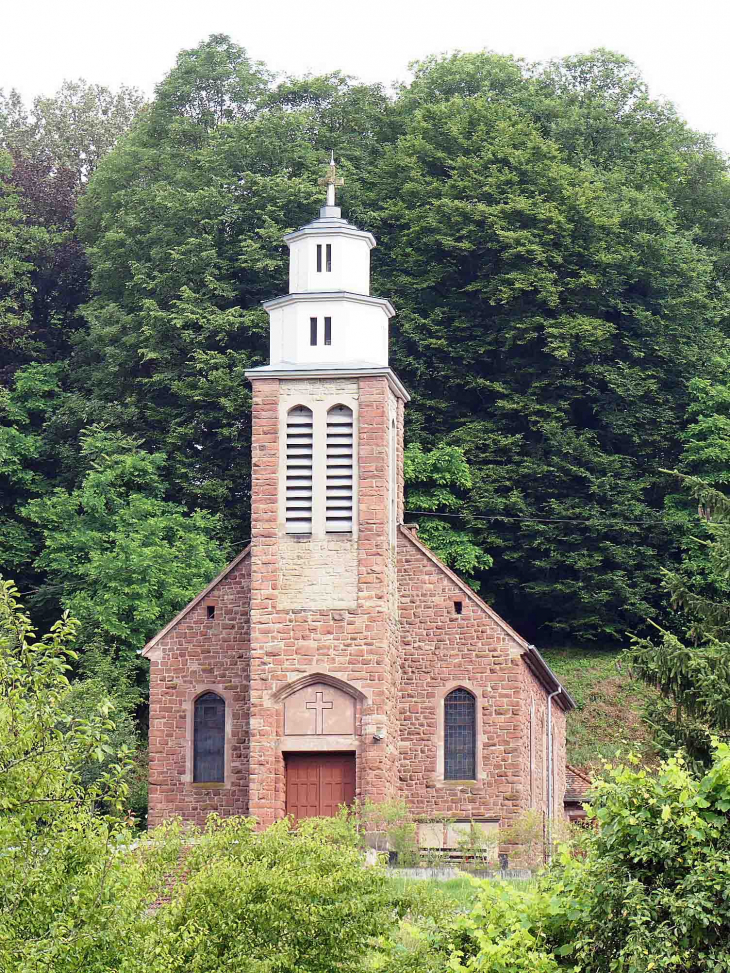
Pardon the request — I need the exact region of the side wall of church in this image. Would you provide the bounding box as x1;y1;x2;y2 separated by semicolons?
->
146;556;252;827
520;665;567;824
397;530;529;827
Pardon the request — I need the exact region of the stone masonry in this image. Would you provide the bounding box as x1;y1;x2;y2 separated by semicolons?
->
143;172;574;836
144;372;572;833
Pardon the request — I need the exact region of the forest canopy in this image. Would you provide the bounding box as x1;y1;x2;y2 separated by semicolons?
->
2;34;730;666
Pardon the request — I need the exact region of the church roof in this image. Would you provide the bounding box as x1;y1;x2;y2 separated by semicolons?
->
565;765;593;803
261;290;394;316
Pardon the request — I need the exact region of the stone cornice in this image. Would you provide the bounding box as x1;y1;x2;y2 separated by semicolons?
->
283;222;376;249
245;365;411;402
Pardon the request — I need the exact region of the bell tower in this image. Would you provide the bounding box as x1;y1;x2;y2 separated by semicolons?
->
245;157;408;824
264;152;395;373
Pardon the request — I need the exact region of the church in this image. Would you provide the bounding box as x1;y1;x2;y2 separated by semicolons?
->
143;159;574;842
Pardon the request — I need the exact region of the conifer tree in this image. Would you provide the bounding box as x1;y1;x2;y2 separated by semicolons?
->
629;473;730;769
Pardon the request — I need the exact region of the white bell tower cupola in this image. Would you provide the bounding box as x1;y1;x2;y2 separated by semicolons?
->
260;153;396;372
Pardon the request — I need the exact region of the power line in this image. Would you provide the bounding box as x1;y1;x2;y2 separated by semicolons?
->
406;509;674;528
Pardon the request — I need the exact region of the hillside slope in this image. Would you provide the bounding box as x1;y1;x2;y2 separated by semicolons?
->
542;647;658;773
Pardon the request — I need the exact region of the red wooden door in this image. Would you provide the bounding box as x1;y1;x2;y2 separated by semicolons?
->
285;753;356;820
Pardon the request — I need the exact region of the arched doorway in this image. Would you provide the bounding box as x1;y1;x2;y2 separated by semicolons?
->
275;674;364;820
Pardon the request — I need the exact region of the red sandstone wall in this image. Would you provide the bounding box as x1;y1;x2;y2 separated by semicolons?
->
397;530;529;826
247;376;405;825
520;665;567;824
146;555;252;827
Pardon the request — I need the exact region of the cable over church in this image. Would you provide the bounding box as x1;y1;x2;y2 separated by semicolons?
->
143;158;574;840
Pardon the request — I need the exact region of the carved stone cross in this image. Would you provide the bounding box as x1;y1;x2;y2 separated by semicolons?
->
306;690;334;734
318;151;344;207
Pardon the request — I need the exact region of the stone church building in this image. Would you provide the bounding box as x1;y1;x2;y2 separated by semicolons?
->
143;161;574;841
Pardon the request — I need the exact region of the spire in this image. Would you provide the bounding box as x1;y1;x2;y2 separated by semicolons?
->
318;151;345;218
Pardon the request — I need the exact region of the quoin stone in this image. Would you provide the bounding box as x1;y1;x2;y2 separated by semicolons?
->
143;157;575;840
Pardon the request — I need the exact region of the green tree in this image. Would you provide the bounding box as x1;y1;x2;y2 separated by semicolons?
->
0;363;64;578
403;442;492;585
629;473;730;768
73;39;730;641
24;425;227;664
0;80;145;186
368;83;722;637
0;151;78;376
0;580;175;972
0;150;90;375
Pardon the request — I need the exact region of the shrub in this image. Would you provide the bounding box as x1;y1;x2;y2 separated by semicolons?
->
449;745;730;971
352;797;422;864
0;580;176;972
553;747;730;971
135;813;394;973
455;821;498;867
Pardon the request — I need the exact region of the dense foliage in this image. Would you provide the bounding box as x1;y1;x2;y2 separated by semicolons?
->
0;579;165;971
3;36;730;669
7;583;730;971
403;442;492;584
629;471;730;769
135;815;394;973
381;747;730;972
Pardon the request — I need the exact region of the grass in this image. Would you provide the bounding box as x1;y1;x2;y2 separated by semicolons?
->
387;874;535;910
542;646;658;773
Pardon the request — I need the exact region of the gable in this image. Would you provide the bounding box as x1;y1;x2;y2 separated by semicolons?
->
141;546;251;660
398;525;574;711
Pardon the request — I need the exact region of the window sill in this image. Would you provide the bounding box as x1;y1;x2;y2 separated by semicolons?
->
191;782;226;789
436;779;479;788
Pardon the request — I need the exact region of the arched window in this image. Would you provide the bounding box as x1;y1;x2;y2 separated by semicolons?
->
444;688;476;780
326;405;354;532
193;692;225;783
286;406;313;534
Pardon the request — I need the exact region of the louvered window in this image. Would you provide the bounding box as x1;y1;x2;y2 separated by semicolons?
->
444;688;476;780
286;406;313;534
193;692;225;783
326;404;354;532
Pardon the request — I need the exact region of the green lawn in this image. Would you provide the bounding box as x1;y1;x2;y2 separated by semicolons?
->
387;874;536;910
542;646;658;772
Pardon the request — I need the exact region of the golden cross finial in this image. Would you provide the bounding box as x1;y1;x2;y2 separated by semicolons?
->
318;150;344;207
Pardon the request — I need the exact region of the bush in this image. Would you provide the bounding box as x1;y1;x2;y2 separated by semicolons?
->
448;745;730;971
553;747;730;971
134;813;394;973
352;797;422;864
0;580;176;972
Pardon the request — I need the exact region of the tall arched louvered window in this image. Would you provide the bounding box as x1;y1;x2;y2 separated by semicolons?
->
444;688;476;780
326;404;354;532
286;406;313;534
193;692;225;783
